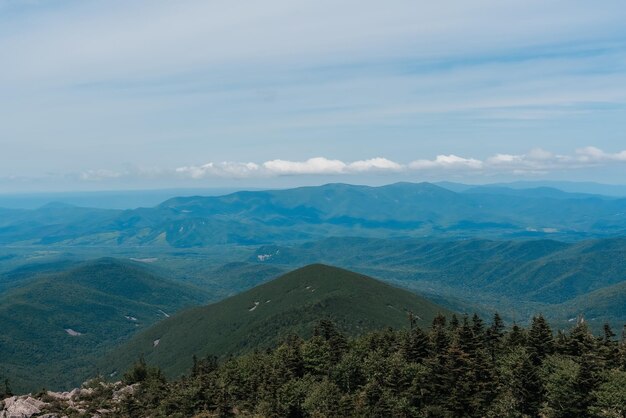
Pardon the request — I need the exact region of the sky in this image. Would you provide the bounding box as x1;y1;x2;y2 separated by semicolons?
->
1;0;626;193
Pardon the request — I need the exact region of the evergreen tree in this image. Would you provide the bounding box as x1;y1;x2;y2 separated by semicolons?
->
314;319;348;363
303;378;343;417
567;319;596;357
448;313;460;331
486;312;505;363
472;313;486;343
589;369;626;417
507;322;526;348
528;314;554;365
572;352;601;416
510;349;543;416
599;323;620;367
56;313;626;417
401;327;431;363
430;313;450;354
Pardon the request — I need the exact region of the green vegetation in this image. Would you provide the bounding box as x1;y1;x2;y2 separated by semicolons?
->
110;315;626;417
252;236;626;328
104;264;451;378
0;258;209;392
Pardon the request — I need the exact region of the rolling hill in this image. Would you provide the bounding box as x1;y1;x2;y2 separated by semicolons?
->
103;264;452;378
0;258;210;392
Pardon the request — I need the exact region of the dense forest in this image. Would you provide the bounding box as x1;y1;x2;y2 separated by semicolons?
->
14;313;623;417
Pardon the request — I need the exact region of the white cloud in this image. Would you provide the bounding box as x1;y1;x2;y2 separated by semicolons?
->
347;158;403;172
263;157;347;175
576;146;626;162
78;146;626;182
409;154;483;170
176;156;404;178
175;162;260;179
79;169;124;181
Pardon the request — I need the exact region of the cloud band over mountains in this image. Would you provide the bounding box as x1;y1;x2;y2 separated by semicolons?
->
171;146;626;179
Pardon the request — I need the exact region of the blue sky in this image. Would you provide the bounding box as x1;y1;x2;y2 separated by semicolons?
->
1;0;626;192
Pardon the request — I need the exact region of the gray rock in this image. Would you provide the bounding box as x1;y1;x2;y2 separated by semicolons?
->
2;395;46;417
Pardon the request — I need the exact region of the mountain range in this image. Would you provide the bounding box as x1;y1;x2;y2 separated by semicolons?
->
2;182;626;247
2;181;626;394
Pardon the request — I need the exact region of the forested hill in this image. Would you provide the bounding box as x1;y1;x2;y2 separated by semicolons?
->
0;258;209;392
3;315;624;417
103;264;451;378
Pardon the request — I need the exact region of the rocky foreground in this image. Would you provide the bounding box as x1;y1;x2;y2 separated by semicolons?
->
0;380;136;418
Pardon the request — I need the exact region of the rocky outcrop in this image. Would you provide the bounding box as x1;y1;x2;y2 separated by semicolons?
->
0;380;135;418
0;396;45;418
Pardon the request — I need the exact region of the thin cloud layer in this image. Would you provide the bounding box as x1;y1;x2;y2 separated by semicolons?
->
168;147;626;180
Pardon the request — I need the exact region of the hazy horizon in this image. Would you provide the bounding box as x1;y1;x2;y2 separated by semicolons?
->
3;179;626;210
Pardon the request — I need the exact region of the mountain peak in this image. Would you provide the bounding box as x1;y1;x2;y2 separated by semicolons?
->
105;264;451;377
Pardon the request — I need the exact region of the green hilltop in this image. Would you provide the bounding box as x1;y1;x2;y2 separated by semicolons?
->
104;264;451;378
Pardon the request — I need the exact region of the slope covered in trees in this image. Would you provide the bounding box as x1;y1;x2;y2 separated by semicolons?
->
252;236;626;327
0;258;209;392
103;264;451;378
7;314;624;417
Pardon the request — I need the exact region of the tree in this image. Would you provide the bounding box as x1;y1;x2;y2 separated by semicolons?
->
541;355;580;418
302;336;333;376
303;378;343;417
314;319;348;363
528;315;554;365
486;312;506;363
590;369;626;417
572;352;603;416
599;323;620;367
507;322;526;348
402;327;430;363
430;313;450;354
123;355;149;384
567;319;596;357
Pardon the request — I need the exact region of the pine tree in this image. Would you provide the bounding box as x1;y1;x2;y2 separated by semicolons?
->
458;315;477;356
572;352;602;416
486;312;505;363
511;350;543;416
448;314;460;331
430;313;450;354
274;335;304;380
314;319;348;363
506;322;526;348
123;355;149;384
528;314;554;365
567;318;596;357
441;342;481;416
599;322;619;366
402;327;431;363
472;313;486;343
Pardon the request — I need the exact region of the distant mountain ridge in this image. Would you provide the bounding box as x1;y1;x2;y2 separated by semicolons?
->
2;182;626;246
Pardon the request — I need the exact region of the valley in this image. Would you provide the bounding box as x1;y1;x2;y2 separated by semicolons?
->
1;182;626;396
